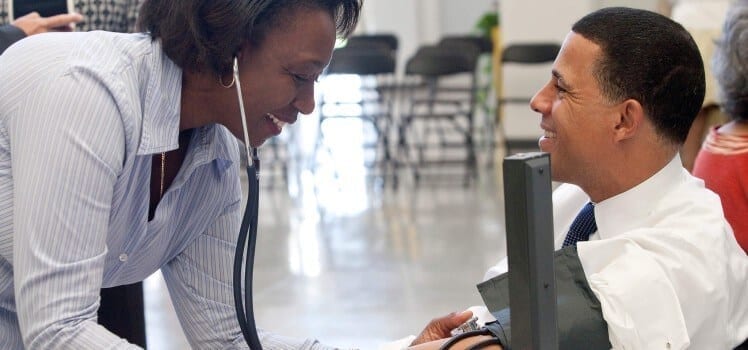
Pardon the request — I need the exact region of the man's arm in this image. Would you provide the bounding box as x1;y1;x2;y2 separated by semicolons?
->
410;336;502;350
443;247;611;350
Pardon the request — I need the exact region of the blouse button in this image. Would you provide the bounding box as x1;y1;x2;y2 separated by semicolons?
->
119;253;128;262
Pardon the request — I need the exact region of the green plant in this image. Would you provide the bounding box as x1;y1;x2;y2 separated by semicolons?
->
474;12;499;39
473;10;499;124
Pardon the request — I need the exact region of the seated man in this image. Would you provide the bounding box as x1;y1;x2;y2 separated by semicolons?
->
411;6;748;350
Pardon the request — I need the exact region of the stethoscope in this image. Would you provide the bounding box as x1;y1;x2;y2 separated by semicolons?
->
230;56;264;350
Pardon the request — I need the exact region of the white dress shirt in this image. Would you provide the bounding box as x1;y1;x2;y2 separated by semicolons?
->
485;156;748;349
0;32;329;349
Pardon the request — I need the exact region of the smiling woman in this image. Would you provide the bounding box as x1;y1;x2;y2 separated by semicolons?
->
0;0;361;349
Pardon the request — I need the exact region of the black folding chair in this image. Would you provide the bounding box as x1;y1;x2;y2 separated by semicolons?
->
439;35;496;165
314;36;399;185
397;41;481;186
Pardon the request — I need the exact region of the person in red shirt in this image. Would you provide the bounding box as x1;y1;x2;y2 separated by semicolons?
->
693;0;748;254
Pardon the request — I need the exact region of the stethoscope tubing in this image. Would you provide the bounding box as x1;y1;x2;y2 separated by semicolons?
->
231;56;264;350
233;157;262;349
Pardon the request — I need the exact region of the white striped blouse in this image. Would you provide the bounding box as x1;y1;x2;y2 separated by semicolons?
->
0;31;328;349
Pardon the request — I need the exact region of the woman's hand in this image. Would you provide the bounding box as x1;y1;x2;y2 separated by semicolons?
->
410;310;474;346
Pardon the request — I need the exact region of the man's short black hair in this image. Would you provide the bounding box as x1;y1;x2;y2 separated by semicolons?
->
572;7;705;144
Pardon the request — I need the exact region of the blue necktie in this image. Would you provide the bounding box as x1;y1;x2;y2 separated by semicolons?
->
562;202;597;247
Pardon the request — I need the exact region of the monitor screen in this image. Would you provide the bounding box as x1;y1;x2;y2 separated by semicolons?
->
10;0;72;21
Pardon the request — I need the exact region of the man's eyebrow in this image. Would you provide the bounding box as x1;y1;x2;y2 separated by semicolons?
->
552;69;567;86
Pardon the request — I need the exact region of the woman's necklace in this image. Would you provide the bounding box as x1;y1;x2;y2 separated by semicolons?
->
160;152;166;198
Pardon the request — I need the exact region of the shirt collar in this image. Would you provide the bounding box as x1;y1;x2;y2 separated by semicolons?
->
594;155;686;239
189;125;236;176
133;39;234;176
136;38;183;156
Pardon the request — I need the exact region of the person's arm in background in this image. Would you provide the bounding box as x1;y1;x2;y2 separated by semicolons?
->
0;12;82;54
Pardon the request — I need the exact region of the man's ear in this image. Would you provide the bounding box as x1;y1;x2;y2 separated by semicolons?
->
613;99;644;141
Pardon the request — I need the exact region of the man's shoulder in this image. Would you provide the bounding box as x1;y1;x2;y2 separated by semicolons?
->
661;171;724;220
623;171;730;248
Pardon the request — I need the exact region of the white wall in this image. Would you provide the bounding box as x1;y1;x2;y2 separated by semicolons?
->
359;0;421;75
596;0;660;11
500;0;593;44
439;0;495;36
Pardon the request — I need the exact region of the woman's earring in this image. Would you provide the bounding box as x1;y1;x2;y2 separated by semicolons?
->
219;72;235;88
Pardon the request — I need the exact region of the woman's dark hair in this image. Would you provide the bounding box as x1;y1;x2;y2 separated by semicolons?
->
713;0;748;122
572;7;706;144
138;0;362;75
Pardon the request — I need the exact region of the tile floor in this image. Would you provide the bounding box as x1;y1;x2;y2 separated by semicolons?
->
143;100;522;350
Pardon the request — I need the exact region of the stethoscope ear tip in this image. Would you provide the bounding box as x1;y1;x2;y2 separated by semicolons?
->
232;56;258;167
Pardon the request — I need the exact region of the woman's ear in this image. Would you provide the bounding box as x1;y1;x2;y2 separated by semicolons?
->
237;39;254;61
613;99;644;142
233;46;249;73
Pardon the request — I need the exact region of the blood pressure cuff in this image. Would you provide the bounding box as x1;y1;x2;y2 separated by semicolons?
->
476;246;612;349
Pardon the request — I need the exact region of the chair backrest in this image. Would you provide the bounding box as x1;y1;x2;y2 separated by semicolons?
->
346;34;399;52
327;34;398;76
405;44;480;77
502;43;561;64
326;46;396;76
437;40;483;65
439;35;493;54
